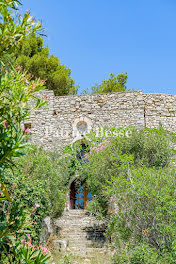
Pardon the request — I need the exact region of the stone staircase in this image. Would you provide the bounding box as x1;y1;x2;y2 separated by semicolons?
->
54;210;107;256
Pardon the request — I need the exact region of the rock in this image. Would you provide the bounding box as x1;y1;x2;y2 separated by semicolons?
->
84;259;91;263
54;239;68;250
40;216;53;244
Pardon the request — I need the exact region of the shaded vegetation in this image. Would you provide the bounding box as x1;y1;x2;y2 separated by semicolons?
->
14;33;78;96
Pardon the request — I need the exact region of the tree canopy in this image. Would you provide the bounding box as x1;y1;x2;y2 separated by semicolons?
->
91;72;128;94
14;33;78;96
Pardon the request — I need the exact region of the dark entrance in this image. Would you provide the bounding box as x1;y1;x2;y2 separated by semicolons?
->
76;141;89;164
70;180;92;209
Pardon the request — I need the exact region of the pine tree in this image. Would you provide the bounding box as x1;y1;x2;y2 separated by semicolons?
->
14;33;78;96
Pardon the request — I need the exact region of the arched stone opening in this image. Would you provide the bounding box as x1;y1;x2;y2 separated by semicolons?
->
72;116;92;143
70;179;92;210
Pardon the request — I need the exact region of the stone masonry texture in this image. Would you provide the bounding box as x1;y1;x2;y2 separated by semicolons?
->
28;90;176;152
34;90;176;255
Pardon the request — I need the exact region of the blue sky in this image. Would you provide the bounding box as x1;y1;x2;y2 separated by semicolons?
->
22;0;176;94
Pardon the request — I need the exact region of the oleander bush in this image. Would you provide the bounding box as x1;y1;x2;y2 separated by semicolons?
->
0;1;52;262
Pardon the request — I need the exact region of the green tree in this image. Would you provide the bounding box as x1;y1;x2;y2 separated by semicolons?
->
91;72;128;94
14;33;78;96
0;0;42;70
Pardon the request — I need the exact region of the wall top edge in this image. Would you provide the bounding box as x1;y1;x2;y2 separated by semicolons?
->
41;89;176;98
143;93;176;97
41;90;143;99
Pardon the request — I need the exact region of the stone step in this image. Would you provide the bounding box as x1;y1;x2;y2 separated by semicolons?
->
60;233;104;238
55;219;105;227
56;215;94;220
53;209;107;254
68;242;94;247
62;239;105;246
66;246;109;258
70;247;108;253
63;210;87;216
55;220;95;226
60;234;89;238
60;229;103;233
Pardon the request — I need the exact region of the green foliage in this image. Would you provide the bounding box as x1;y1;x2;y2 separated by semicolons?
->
1;3;176;264
0;199;32;241
113;244;159;264
14;33;78;96
0;230;51;263
113;243;176;264
91;72;128;94
0;1;45;183
73;126;176;263
1;145;76;249
116;127;174;168
86;196;106;218
0;0;42;70
0;194;50;263
107;167;176;255
110;127;175;168
0;70;45;182
59;254;72;264
0;1;51;262
9;146;72;216
0;199;33;262
13;238;50;264
79;127;174;216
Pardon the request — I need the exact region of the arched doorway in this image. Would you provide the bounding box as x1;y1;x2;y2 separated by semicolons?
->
70;180;92;210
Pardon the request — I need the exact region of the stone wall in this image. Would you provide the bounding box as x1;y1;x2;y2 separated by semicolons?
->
28;90;176;151
144;93;176;132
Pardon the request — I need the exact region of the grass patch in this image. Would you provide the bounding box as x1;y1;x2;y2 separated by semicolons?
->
51;249;112;264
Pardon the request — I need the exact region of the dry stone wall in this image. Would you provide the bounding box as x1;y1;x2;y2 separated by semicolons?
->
144;93;176;132
28;90;176;151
